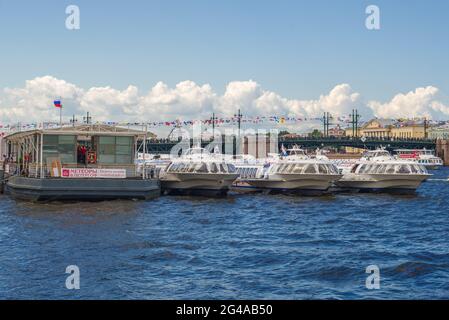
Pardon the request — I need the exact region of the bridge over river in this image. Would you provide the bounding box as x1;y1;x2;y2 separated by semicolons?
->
145;137;437;154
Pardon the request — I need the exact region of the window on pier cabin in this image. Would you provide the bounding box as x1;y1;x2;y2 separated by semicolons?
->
97;136;133;164
43;135;76;164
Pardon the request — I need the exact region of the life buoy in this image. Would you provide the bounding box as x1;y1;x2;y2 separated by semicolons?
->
87;151;97;164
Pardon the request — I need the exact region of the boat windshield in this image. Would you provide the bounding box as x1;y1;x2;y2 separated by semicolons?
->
270;163;338;174
356;163;427;174
167;161;236;174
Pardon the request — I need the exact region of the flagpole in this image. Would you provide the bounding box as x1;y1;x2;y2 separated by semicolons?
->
59;97;62;128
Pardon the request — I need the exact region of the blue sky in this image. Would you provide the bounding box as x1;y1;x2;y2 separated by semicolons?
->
1;0;449;130
0;0;448;100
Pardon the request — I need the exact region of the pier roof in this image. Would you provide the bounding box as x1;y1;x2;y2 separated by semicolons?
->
4;124;156;142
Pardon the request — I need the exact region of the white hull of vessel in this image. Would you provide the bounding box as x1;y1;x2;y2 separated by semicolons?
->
336;173;430;191
241;173;342;192
161;173;239;194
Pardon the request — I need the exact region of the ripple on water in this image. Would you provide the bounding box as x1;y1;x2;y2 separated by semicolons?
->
1;168;449;299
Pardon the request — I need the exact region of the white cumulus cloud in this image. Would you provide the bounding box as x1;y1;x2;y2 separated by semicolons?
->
1;76;448;135
368;86;449;119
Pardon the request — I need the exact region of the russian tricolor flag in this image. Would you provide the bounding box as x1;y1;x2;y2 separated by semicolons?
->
54;100;62;108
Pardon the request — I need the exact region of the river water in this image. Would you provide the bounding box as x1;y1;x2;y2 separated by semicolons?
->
1;168;449;299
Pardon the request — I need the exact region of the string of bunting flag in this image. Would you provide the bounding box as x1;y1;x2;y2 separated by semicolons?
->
0;115;438;136
0;115;344;131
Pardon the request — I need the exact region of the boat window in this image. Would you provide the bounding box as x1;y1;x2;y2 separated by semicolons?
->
219;163;227;173
378;165;388;173
210;162;219;173
292;164;306;174
328;164;338;174
169;163;179;172
303;164;317;174
385;165;395;174
366;165;375;174
373;165;386;173
396;165;411;174
196;163;208;173
318;164;328;174
358;164;367;173
284;164;295;173
416;165;426;174
364;165;373;174
227;164;236;173
276;164;286;174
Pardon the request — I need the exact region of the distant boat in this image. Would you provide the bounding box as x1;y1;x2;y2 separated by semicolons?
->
394;148;443;170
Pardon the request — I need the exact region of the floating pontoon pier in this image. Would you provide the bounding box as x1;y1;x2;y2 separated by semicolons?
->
1;124;160;201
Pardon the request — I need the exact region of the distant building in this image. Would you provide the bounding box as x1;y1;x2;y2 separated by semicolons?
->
344;118;427;139
328;125;345;137
360;119;396;138
280;133;303;139
391;122;426;139
344;127;362;137
428;125;449;140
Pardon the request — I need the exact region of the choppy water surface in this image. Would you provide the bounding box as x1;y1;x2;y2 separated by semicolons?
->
1;169;449;299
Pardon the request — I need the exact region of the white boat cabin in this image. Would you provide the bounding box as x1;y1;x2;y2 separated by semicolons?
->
350;162;428;175
268;162;339;175
166;161;237;174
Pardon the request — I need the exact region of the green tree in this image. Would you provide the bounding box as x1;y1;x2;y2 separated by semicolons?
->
309;129;322;139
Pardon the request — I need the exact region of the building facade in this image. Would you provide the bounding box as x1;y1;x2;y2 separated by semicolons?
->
428;125;449;140
328;125;345;137
344;119;427;139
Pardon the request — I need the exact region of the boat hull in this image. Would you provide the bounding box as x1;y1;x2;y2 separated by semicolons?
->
335;173;430;192
241;173;342;194
161;173;239;196
6;176;161;202
231;181;264;193
0;169;4;194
